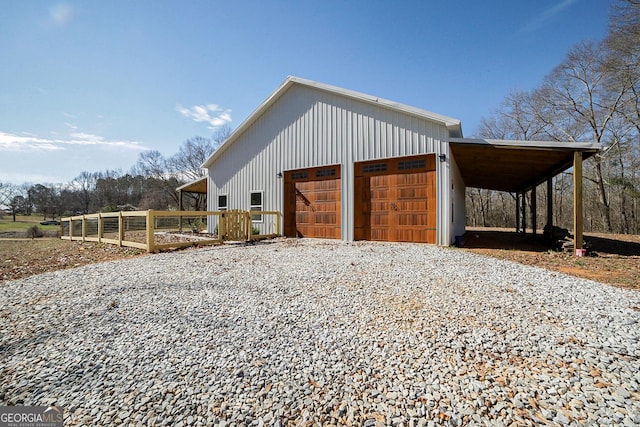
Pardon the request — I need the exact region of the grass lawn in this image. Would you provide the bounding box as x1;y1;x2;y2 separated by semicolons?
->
0;214;61;235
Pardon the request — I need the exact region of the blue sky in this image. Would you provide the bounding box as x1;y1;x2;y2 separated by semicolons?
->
0;0;611;184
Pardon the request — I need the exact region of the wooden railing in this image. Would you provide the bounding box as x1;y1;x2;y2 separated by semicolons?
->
60;210;281;252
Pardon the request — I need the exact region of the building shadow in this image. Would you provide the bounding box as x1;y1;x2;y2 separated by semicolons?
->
584;235;640;257
462;227;640;257
462;229;551;252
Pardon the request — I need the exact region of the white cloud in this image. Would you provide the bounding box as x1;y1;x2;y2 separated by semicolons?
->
50;3;73;27
177;103;232;129
0;132;63;152
0;130;145;153
67;132;145;149
522;0;577;33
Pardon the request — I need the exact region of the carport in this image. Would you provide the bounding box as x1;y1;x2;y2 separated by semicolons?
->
449;138;600;252
176;176;208;211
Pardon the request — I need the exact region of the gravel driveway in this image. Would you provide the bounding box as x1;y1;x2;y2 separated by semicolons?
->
1;239;639;426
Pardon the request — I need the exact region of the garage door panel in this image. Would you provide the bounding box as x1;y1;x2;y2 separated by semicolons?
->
355;154;436;244
396;173;426;185
284;165;341;239
315;213;337;224
397;213;430;226
371;201;390;211
397;199;428;210
371;212;389;226
315;192;336;202
354;229;367;240
371;229;389;241
398;187;427;199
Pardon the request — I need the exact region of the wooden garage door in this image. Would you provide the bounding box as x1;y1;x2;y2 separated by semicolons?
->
283;165;341;238
354;154;436;243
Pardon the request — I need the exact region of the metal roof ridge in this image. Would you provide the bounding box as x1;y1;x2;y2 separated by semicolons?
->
286;76;462;127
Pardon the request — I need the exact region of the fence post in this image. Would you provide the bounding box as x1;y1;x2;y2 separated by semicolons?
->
146;210;155;252
246;211;251;241
98;214;103;243
220;211;226;241
276;211;281;236
118;212;124;247
82;215;87;242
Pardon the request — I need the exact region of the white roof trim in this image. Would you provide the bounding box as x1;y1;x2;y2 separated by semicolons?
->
202;76;462;168
175;176;207;192
450;138;600;151
289;77;461;128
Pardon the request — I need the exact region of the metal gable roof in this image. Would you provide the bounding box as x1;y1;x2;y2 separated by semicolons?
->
201;76;462;168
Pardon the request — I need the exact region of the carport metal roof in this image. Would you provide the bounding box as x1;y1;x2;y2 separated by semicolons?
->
449;138;600;193
176;176;208;194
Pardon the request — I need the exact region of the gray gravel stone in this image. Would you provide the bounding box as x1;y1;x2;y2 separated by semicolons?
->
1;239;639;425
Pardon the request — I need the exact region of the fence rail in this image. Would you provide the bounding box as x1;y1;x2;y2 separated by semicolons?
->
60;210;281;252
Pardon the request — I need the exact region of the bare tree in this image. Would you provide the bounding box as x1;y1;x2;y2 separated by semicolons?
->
537;41;630;232
0;182;16;212
28;184;59;220
72;171;98;214
132;151;180;208
168;136;215;181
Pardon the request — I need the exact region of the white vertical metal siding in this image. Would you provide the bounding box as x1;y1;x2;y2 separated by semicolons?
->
208;85;454;243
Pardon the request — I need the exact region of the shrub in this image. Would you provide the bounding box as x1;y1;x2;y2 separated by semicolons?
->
26;225;43;239
190;219;205;233
213;224;261;237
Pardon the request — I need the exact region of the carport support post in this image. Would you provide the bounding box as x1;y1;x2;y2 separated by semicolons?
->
515;193;521;233
546;178;553;238
573;152;584;251
178;190;183;232
521;192;527;233
531;186;537;236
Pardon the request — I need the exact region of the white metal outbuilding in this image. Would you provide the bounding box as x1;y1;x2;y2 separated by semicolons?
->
201;76;599;246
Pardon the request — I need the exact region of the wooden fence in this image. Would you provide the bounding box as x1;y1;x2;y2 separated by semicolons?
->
60;210;281;252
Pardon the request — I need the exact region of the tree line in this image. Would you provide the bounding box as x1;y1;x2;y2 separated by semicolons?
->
0;128;229;221
467;0;640;235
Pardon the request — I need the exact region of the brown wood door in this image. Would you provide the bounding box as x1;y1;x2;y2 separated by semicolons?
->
355;155;436;243
284;165;341;239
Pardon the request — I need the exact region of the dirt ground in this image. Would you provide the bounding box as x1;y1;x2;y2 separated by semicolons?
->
0;231;638;289
463;227;640;290
0;239;145;281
